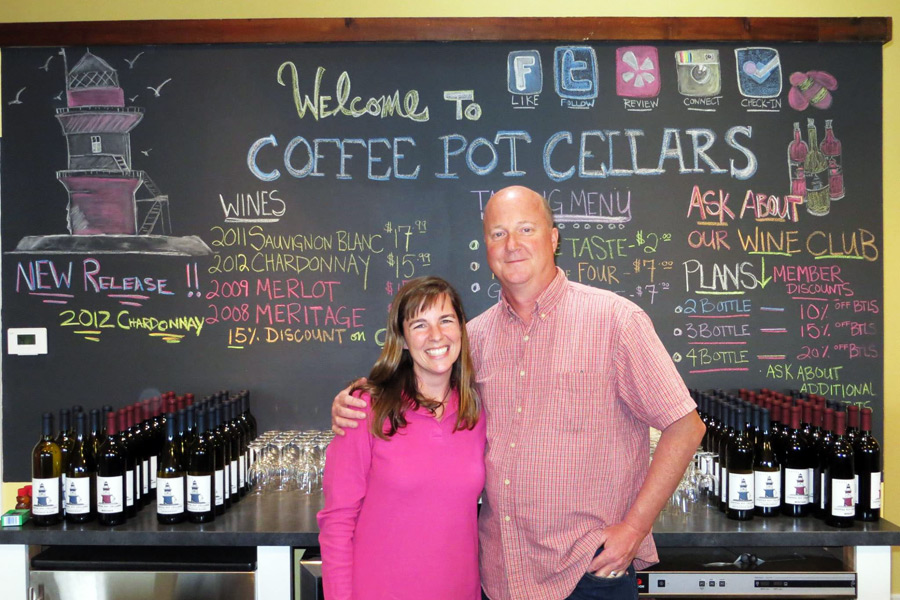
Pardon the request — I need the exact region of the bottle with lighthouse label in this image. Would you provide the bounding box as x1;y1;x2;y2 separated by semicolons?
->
824;410;855;527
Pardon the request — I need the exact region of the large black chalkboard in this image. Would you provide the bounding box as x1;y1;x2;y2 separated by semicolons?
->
1;39;883;481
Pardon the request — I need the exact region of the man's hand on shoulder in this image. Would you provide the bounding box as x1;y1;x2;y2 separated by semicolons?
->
331;379;369;435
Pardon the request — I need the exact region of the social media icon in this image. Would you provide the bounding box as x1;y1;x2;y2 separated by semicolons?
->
735;47;782;98
508;50;542;95
616;46;660;98
675;49;721;97
554;46;598;100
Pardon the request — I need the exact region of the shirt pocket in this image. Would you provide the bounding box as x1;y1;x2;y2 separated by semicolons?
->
545;371;608;434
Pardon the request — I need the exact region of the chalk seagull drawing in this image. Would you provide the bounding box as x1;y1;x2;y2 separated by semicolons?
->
8;87;26;105
147;78;172;97
10;49;210;256
124;51;144;69
39;56;54;71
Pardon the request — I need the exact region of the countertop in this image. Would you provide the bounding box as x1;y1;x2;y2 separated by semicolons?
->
3;492;900;548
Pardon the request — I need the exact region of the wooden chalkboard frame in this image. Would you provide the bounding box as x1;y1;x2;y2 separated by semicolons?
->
0;17;891;46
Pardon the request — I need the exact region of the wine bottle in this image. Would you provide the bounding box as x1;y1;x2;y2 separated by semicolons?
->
814;408;835;518
854;408;881;521
209;404;228;516
241;390;258;440
824;411;855;527
144;401;160;501
753;408;781;517
846;404;860;446
717;402;733;512
788;121;808;189
132;402;150;507
96;411;127;526
727;407;755;521
157;411;186;524
235;398;251;496
781;405;812;517
223;401;242;504
32;412;63;526
88;408;103;463
65;412;96;523
125;406;143;509
56;409;75;515
804;118;830;216
187;408;216;523
114;409;135;518
820;119;844;200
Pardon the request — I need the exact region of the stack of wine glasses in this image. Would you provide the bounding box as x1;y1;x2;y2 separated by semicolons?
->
247;430;333;495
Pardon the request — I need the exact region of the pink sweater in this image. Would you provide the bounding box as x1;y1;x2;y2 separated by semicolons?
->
317;390;486;600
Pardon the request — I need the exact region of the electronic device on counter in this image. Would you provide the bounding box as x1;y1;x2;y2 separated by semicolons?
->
637;547;856;597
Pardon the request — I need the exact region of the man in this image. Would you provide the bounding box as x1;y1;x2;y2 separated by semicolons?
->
333;185;705;599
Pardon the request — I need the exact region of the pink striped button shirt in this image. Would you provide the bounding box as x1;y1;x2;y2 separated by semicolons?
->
468;268;696;600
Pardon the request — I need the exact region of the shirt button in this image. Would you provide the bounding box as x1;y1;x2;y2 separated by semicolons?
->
504;479;510;485
519;370;525;377
523;335;529;341
504;516;511;522
540;313;547;319
516;407;522;413
510;442;516;448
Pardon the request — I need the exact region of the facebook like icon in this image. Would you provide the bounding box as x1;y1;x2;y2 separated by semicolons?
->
507;51;542;95
554;46;598;104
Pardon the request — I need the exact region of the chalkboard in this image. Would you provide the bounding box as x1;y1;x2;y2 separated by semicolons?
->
1;38;884;481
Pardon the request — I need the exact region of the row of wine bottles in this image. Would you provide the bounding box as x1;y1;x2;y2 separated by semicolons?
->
694;388;881;527
31;390;258;526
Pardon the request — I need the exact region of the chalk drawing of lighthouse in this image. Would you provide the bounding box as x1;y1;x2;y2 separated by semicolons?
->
55;49;168;236
13;49;209;256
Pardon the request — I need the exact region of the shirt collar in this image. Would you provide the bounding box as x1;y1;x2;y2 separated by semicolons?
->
408;387;460;420
499;267;568;322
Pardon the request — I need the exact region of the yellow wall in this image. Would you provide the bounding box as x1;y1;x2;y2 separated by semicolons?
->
1;0;898;590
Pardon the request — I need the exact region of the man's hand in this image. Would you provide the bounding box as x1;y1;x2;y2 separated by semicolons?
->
331;379;368;435
588;521;647;577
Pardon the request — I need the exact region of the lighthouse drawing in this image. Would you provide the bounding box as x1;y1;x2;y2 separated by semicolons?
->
55;50;168;236
12;48;209;256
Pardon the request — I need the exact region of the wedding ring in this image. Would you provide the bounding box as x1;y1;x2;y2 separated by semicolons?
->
608;571;618;578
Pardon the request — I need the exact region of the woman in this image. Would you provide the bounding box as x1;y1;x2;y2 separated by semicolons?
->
317;276;485;600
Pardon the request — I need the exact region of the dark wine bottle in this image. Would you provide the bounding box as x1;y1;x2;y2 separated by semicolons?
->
133;402;151;507
824;411;855;527
846;404;860;446
241;390;258;440
753;408;781;517
727;407;754;521
235;398;251;496
187;408;216;523
717;403;734;512
854;407;881;521
781;405;812;517
32;412;63;526
144;401;159;501
157;411;186;524
209;404;228;516
56;408;75;515
223;401;241;504
814;408;835;518
125;406;143;509
96;411;127;526
116;409;136;518
88;408;103;463
65;412;96;523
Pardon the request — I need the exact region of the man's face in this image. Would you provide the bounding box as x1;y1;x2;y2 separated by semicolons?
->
483;187;559;293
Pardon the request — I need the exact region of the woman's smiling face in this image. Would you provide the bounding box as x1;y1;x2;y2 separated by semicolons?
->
402;294;462;389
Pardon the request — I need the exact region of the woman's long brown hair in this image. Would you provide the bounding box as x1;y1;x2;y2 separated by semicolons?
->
355;276;480;440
